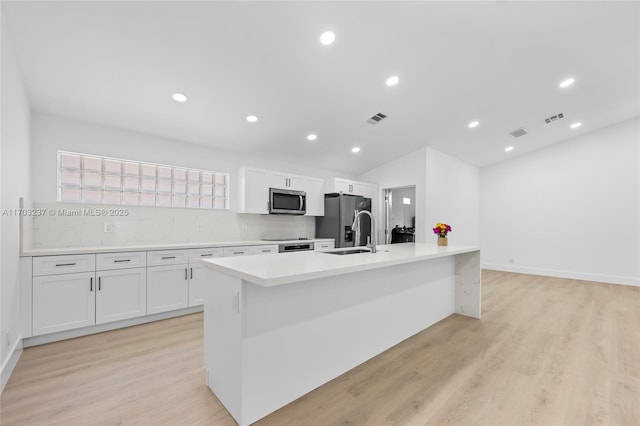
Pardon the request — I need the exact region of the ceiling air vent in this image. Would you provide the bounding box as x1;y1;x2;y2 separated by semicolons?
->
366;112;387;124
509;128;528;138
544;112;564;124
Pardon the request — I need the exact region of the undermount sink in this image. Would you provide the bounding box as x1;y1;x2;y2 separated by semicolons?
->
321;248;372;255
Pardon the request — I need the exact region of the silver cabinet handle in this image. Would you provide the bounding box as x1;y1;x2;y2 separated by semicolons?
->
56;262;76;267
98;276;102;291
261;249;271;252
161;256;176;260
90;277;93;292
200;253;213;257
114;259;131;263
185;268;188;280
233;251;243;255
190;268;193;280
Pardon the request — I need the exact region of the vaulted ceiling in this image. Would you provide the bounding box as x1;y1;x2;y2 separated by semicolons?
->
3;1;639;174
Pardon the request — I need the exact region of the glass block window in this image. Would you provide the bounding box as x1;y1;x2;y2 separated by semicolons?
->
57;151;229;209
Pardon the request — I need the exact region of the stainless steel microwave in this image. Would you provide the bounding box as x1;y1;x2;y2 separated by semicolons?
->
269;188;306;215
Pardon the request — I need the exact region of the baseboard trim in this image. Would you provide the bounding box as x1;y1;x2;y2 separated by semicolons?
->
482;263;640;287
1;339;23;394
23;306;203;348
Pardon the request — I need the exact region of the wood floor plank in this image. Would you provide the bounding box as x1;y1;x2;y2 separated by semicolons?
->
1;271;638;426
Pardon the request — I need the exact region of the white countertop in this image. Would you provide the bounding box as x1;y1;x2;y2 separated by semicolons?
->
202;243;480;287
21;238;334;257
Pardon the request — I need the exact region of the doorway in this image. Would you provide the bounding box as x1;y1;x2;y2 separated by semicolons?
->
384;186;416;244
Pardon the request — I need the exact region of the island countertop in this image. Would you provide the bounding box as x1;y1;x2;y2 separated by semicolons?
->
202;242;480;287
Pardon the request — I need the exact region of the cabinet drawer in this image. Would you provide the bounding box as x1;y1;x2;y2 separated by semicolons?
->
33;254;96;276
96;251;146;270
223;246;254;257
188;247;224;263
314;241;335;251
147;250;189;266
252;245;278;255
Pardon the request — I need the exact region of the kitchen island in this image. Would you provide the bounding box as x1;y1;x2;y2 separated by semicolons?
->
202;243;480;426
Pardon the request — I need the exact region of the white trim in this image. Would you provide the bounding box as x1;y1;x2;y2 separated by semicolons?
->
482;263;640;287
23;306;203;347
1;339;23;394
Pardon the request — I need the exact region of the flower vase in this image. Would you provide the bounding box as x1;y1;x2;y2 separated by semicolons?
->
437;236;448;246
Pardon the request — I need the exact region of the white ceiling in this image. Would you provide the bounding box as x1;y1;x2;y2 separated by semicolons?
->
3;1;639;175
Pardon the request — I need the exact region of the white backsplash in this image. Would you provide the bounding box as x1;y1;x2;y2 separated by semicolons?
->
29;202;316;249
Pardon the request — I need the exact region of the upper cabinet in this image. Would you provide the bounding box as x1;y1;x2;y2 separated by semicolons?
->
326;178;378;200
269;172;305;192
237;167;324;216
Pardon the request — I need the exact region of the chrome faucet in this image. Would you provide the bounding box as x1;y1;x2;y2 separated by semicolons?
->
352;210;376;253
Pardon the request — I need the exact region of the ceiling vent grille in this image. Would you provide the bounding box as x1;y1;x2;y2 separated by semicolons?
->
509;128;528;138
366;112;387;124
544;112;564;124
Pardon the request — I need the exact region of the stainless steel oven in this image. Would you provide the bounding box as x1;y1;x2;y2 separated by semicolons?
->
269;188;306;215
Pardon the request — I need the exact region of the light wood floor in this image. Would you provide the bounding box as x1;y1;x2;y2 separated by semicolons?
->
1;271;638;426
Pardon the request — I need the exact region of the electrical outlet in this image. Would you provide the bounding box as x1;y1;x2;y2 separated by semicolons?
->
196;223;203;231
104;223;113;233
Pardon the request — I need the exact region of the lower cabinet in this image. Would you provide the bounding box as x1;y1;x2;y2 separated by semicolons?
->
146;264;189;314
95;268;147;324
33;271;96;336
32;253;148;336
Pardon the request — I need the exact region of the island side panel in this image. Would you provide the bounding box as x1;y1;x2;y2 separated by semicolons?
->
454;250;481;319
203;269;245;425
240;257;456;425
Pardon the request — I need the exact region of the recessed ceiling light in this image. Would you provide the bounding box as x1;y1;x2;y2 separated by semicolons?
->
246;115;258;123
386;76;399;86
468;121;480;128
559;78;575;88
320;31;335;45
570;122;582;129
351;147;361;153
172;93;187;103
307;134;317;141
505;146;514;152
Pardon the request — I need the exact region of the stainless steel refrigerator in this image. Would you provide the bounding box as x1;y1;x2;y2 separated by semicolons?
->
316;193;372;248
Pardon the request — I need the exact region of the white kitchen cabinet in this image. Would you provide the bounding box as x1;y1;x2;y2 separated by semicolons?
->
147;264;189;314
269;172;305;191
33;271;96;336
188;248;224;306
223;244;278;257
237;167;270;214
305;177;325;216
326;178;377;198
314;241;335;251
95;268;147;324
33;253;95;276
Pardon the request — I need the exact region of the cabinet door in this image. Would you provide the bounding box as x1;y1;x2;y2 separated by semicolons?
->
147;265;189;314
33;272;96;336
269;172;289;189
334;179;352;193
305;177;325;216
238;167;269;213
188;263;215;307
270;173;305;191
96;268;147;324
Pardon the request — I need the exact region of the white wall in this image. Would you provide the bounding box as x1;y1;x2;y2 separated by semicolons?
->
425;147;480;246
360;147;428;243
1;16;31;389
32;113;356;205
360;146;480;247
28;113;360;247
480;118;640;286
